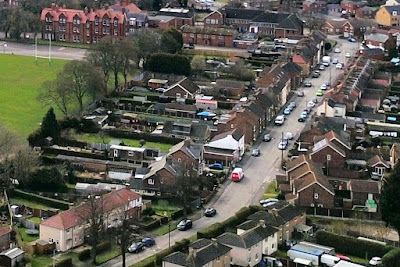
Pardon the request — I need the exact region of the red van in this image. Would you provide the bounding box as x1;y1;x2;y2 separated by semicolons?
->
231;168;244;182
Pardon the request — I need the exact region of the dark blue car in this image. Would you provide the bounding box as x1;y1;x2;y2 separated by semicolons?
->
142;237;155;247
209;163;223;170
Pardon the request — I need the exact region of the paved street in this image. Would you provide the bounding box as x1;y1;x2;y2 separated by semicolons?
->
101;36;359;267
0;40;86;60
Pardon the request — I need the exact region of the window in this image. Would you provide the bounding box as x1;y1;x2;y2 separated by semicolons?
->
129;18;136;26
190;33;194;37
73;35;80;43
314;193;319;199
59;34;65;41
86;22;90;28
375;167;385;175
219;36;223;40
95;27;99;33
103;28;107;34
176;93;181;98
211;19;215;24
73;18;80;25
198;34;202;38
255;254;259;260
204;34;208;38
95;17;99;25
148;179;154;185
212;35;215;39
177;158;182;162
216;256;220;261
128;151;134;157
248;257;251;263
46;16;53;22
206;19;210;24
114;29;118;35
66;228;70;233
114;20;118;26
45;25;52;31
59;17;66;23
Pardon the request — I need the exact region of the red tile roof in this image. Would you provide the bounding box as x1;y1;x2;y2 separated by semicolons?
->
112;1;141;13
41;189;140;230
41;7;125;24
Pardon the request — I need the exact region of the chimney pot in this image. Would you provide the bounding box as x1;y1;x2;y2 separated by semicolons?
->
105;3;110;10
259;219;266;228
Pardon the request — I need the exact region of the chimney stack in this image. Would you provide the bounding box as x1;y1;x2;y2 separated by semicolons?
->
51;2;56;9
84;7;89;14
184;138;191;148
259;219;266;228
104;3;110;10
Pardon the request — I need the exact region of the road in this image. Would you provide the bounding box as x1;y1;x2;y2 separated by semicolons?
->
102;36;358;267
0;40;86;60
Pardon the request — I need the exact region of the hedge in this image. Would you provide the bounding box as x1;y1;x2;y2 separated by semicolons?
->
144;53;191;75
221;215;239;229
171;209;184;220
155;238;190;265
383;248;400;267
47;257;72;267
97;241;112;254
141;218;162;231
78;248;91;261
105;129;181;145
42;147;106;160
197;222;225;239
315;231;393;258
8;189;71;210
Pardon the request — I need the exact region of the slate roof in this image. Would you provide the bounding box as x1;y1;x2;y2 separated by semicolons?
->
348;18;377;29
217;229;264;248
165;103;197;112
222;7;264;20
277;14;303;29
181;25;237;36
365;32;389;43
126;12;147;23
237;220;258;231
350;180;380;194
252;11;290;23
215;79;246;89
384;5;400;14
276;204;306;222
144;156;180;179
282;61;302;75
168;139;203;160
211;129;243;142
247;210;285;227
368;155;389;168
166;77;200;95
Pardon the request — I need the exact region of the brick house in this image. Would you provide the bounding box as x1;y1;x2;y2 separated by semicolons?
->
323;18;347;35
148;7;194;29
349;180;380;205
109;145;160;167
390;143;400;166
375;5;400;27
282;62;303;89
163;239;232;267
249;12;303;38
163;77;200;99
368;155;390;178
302;0;327;14
40;188;142;251
355;6;376;19
364;29;397;51
215;79;246;97
168;139;204;174
309;138;347;168
341;0;365;14
181;25;238;47
247;205;306;244
203;10;223;27
342;19;378;38
40;4;127;43
222;7;264;32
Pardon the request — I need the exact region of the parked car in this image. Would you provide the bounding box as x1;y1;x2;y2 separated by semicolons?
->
345;52;351;58
303;107;312;114
308;101;316;108
204;207;217;217
177;219;193;231
155;88;167;93
325;81;330;87
332;58;339;64
334;48;340;53
128;242;144;253
316;90;324;96
209;163;223;170
312;98;318;104
319;65;325;71
289;101;296;108
336;63;343;69
298;116;306;122
274;115;285;126
301;111;308;118
320;84;327;90
283;108;291;115
312;71;320;78
142;238;155;247
304;81;312;87
337;255;351;261
323;62;329;67
252;148;261;156
260;198;279;208
263;134;272;142
278;138;289;150
286;132;294;140
297;91;305;97
348;37;356;42
369;257;382;266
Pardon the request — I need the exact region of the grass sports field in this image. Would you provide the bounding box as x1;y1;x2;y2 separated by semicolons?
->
0;54;66;138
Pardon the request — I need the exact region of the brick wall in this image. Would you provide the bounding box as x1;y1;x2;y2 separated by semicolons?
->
310;146;346;168
297;183;335;208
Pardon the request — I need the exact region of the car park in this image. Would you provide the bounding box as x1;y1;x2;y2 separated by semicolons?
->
316;90;323;96
334;48;340;53
286;132;294;140
336;63;343;69
332;58;339;64
142;237;155;247
320;84;327;90
369;257;382;266
252;148;260;156
278;138;289;150
209;163;223;170
204;207;217;217
263;134;272;142
274;115;285;125
128;242;144;253
283;108;291;115
345;52;351;58
304;81;312;87
297;91;305;97
177;219;193;231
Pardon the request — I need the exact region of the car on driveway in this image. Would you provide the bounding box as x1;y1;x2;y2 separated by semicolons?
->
128;242;144;253
336;63;343;69
304;81;312;87
283;108;291;115
278;138;289;150
334;48;340;53
209;163;223;170
252;148;260;156
260;198;279;207
263;134;272;142
204;207;217;217
316;90;323;96
142;238;155;247
177;219;193;231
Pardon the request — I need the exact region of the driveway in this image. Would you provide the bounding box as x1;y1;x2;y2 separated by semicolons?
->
101;36;359;267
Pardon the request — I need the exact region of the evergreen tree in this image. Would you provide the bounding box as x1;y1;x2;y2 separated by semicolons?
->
40;108;61;138
381;162;400;239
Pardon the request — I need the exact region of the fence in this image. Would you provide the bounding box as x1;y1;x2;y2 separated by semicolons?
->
305;207;381;220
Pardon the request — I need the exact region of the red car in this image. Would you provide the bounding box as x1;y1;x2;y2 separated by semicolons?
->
337;255;351;261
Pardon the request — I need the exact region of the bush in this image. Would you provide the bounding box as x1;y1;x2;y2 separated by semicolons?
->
170;209;184;220
78;248;91;261
106;129;181;145
144;52;191;75
235;207;253;223
197;222;224;239
383;248;400;267
315;231;393;258
54;257;72;267
97;241;112;254
141;218;162;231
221;215;239;229
23;167;67;193
142;208;156;216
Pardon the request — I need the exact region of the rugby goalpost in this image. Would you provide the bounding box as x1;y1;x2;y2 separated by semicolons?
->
35;35;52;66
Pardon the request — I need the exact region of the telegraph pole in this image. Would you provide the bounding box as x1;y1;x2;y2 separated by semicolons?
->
281;131;284;167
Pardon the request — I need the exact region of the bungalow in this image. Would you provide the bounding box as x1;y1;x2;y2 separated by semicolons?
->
110;145;160;167
163;77;200;99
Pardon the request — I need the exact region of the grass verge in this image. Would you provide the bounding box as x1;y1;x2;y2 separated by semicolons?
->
30;255;53;267
130;255;155;267
262;182;279;199
154;223;177;236
96;248;121;265
152;204;180;217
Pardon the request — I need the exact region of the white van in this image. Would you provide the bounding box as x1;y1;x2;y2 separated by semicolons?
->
231;168;244;182
275;115;285;126
321;254;341;267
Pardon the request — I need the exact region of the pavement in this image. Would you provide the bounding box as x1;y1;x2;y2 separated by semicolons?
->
100;36;359;267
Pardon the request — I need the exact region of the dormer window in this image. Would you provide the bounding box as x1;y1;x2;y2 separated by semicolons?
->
114;19;118;26
46;16;53;22
95;17;99;25
393;11;397;16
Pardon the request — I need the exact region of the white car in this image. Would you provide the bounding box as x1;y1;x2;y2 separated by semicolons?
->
369;257;382;266
345;52;351;58
334;48;340;53
320;84;327;90
274;115;285;126
286;132;294;140
278;138;289;150
307;101;315;108
319;65;325;71
332;58;339;64
336;63;343;69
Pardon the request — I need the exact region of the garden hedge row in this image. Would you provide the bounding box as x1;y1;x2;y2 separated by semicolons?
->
315;231;393;258
9;189;71;210
105;129;181;145
43;147;106;160
141;219;162;231
78;248;91;261
155;238;190;265
383;248;400;267
97;241;112;254
47;257;72;267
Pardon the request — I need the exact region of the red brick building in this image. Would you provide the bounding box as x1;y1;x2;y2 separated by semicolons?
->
181;25;238;47
309;138;347;168
302;0;327;14
148;8;195;29
203;10;224;28
355;6;376;19
40;4;127;43
341;0;365;14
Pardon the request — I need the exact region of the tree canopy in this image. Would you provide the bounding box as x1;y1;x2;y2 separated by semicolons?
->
381;162;400;238
40;108;61;138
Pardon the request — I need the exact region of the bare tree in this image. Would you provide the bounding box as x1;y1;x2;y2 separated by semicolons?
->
38;80;72;116
115;208;139;267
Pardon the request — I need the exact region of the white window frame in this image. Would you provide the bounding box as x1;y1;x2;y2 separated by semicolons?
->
148;179;154;185
314;193;319;199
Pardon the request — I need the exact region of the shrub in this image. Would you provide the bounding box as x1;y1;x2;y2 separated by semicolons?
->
155;238;190;265
144;52;191;75
97;241;112;254
221;215;239;229
142;208;156;216
141;218;162;231
197;222;224;239
383;248;400;267
315;231;393;258
234;207;253;223
171;209;184;220
78;248;91;261
54;257;72;267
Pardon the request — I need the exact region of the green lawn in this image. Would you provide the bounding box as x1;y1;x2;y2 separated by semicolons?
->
30;255;53;267
17;227;39;243
10;197;53;210
152;203;180;217
96;248;121;265
29;217;42;224
0;54;67;137
75;133;173;153
154;223;177;236
262;182;279;199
